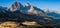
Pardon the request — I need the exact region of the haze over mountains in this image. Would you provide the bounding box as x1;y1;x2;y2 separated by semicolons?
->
44;9;60;19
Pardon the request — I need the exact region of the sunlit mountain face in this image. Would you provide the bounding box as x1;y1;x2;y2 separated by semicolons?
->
8;1;47;16
8;2;23;12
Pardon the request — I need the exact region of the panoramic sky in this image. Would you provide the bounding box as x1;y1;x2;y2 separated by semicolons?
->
0;0;60;10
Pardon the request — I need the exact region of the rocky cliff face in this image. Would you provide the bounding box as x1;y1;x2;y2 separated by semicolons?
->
8;2;23;12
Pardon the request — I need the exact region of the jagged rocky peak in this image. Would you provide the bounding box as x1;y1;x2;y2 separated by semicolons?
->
12;2;23;7
8;1;23;12
24;3;31;7
44;8;49;12
27;6;48;16
27;5;42;15
27;5;34;14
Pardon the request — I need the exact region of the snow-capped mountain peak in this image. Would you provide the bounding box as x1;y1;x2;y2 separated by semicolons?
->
8;1;23;12
27;5;34;14
24;3;31;7
44;8;49;13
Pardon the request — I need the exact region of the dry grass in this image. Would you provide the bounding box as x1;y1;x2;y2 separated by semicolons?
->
22;21;42;26
0;21;23;28
0;21;44;28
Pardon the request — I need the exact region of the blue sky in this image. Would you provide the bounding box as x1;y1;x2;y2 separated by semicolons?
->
0;0;60;10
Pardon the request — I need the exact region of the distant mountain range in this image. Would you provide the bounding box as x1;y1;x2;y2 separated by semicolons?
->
44;9;60;19
0;1;57;24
